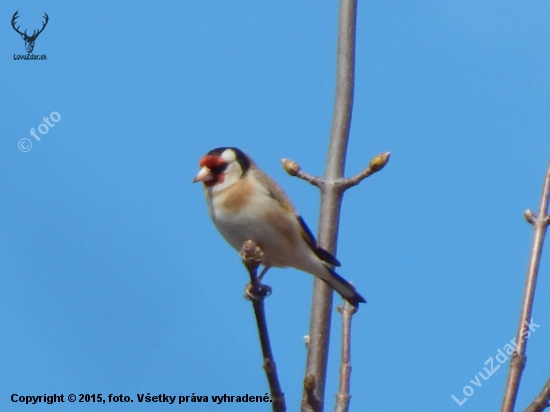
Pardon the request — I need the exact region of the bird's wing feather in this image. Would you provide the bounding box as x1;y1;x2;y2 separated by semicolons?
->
296;215;341;267
252;167;342;267
252;167;296;214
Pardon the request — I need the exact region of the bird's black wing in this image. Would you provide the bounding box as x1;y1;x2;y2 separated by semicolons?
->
297;215;341;267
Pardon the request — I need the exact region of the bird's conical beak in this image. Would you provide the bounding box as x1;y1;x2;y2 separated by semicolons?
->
193;166;213;183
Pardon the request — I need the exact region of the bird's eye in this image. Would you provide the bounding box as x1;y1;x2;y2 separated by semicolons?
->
210;163;227;174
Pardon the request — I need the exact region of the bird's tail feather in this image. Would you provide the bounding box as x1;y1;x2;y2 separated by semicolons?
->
322;266;366;308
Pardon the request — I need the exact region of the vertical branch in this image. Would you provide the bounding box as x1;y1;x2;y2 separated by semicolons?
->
501;161;550;412
240;240;286;412
335;302;357;412
284;2;388;411
302;0;357;411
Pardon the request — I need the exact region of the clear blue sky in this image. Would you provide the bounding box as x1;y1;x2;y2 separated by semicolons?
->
1;1;549;411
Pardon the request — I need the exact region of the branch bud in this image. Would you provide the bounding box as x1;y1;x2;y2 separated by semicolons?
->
369;151;391;173
282;158;300;176
240;240;264;263
304;374;316;391
524;209;537;225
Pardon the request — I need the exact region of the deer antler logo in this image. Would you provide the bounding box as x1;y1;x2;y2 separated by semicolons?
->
11;11;49;54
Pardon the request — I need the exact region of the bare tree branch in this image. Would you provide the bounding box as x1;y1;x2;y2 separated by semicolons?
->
524;378;550;412
303;374;322;412
282;158;323;188
282;152;390;191
300;2;358;410
281;1;391;410
240;240;286;412
501;161;550;412
524;210;537;225
334;301;357;412
342;152;391;189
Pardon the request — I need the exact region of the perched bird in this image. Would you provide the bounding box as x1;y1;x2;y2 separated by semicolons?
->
193;147;366;307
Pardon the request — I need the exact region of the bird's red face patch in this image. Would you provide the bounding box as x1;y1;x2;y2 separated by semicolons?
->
199;155;226;186
199;155;225;169
203;173;225;186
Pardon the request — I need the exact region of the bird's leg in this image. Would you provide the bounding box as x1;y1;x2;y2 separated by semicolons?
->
245;271;272;300
254;265;272;296
258;265;271;282
240;241;272;300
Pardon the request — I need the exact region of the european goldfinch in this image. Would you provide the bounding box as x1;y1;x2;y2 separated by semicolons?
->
193;147;366;307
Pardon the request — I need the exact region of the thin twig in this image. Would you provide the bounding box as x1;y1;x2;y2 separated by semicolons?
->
342;152;391;189
282;152;391;191
335;302;357;412
240;240;286;412
282;159;323;188
524;378;550;412
501;161;550;412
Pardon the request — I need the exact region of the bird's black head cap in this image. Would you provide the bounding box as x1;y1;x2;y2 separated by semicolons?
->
207;147;251;175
